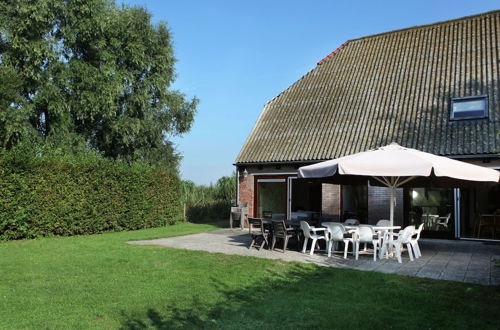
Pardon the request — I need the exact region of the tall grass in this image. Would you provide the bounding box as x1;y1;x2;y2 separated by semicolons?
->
181;174;236;222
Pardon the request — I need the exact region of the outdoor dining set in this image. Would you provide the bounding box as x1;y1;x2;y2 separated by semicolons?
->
247;217;424;263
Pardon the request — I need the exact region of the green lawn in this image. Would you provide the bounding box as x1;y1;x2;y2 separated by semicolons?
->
0;223;498;329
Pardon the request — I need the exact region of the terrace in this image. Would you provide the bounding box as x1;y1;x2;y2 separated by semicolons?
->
129;228;500;286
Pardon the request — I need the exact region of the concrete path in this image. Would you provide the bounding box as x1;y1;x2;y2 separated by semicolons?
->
129;229;500;286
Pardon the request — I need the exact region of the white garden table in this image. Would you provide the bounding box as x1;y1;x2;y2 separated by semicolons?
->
342;224;401;258
374;225;401;258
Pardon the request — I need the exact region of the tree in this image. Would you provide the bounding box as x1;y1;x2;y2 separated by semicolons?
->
0;0;197;168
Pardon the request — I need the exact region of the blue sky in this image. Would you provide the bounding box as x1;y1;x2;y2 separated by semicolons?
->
121;0;499;185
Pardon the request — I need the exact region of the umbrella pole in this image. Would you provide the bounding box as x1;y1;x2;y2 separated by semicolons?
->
390;185;395;227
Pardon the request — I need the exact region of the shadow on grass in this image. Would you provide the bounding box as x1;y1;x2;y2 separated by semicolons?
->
119;263;500;329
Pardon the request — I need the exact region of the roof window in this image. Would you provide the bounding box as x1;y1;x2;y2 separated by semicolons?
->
450;96;488;120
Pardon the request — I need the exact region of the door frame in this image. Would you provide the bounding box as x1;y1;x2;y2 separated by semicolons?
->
253;175;291;218
403;187;455;239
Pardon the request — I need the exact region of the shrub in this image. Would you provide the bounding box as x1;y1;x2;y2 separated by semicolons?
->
181;175;236;222
0;150;182;240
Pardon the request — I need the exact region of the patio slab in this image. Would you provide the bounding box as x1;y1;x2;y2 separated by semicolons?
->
128;229;500;285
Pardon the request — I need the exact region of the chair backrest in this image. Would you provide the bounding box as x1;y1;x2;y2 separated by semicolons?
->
272;220;287;236
262;210;272;218
231;211;241;222
300;221;313;239
376;219;391;227
357;225;375;242
398;225;415;243
415;223;424;239
323;222;346;241
344;219;360;226
248;217;263;233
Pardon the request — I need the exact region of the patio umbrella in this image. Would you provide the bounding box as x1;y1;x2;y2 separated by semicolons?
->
297;143;499;226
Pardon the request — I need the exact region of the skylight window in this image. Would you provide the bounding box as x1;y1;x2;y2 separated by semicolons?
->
450;96;488;120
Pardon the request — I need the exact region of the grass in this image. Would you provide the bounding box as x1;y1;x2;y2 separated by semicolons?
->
0;223;498;329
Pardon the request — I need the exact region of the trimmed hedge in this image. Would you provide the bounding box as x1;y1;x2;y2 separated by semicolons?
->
0;152;183;240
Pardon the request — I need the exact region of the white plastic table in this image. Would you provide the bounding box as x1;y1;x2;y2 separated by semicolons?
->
374;226;401;257
333;224;401;257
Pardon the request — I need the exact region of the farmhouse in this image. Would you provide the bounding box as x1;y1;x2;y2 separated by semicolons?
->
235;10;500;240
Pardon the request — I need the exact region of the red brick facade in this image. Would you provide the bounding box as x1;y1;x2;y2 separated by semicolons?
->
238;174;255;218
321;184;341;220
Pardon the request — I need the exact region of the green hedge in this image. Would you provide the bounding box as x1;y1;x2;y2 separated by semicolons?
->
0;152;183;240
185;200;231;223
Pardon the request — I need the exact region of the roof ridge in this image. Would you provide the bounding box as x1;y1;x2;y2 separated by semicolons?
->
317;10;499;66
349;9;500;42
317;41;349;65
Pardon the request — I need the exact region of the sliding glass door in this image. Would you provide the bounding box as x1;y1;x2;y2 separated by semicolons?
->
459;184;500;240
254;176;323;220
406;187;454;239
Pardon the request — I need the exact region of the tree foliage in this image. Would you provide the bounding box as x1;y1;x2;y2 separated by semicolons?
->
0;0;197;168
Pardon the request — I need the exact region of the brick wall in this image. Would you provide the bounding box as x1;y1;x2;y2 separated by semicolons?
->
322;184;341;220
238;174;254;218
367;186;404;225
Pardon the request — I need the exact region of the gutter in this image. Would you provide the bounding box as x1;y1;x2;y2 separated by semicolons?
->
233;159;321;166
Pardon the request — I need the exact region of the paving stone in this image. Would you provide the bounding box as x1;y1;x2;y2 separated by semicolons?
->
490;267;500;277
464;276;490;286
440;273;465;282
352;262;380;271
416;271;441;280
465;270;489;279
467;264;491;273
445;267;468;274
397;267;421;276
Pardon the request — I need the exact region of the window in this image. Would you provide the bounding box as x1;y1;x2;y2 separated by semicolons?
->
450;96;488;120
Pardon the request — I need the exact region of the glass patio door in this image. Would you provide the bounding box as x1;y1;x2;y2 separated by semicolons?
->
288;177;322;220
459;183;500;240
255;178;287;219
406;187;454;239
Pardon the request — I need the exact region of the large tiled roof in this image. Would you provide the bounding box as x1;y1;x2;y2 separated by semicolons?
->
236;10;500;164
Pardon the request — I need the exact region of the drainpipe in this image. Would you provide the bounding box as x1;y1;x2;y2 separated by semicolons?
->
235;165;239;207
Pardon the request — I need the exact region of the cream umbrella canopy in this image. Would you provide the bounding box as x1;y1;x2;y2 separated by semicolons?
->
298;143;500;226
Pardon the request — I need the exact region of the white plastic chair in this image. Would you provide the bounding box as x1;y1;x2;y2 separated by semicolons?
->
376;219;391;227
344;219;360;226
353;225;381;261
410;223;424;258
322;222;356;259
300;221;327;256
380;225;415;263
